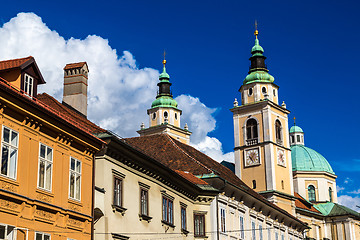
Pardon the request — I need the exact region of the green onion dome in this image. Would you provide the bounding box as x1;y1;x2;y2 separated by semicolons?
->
291;145;335;174
151;96;178;109
244;71;274;84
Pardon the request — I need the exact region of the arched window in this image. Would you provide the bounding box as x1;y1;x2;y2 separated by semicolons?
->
246;119;258;145
329;187;333;202
308;185;316;202
275;120;282;144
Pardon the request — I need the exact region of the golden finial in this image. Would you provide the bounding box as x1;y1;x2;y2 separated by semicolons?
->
293;117;296;126
254;20;259;39
163;50;167;66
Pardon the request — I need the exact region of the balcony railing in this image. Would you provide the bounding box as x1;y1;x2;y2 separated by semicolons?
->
246;138;258;146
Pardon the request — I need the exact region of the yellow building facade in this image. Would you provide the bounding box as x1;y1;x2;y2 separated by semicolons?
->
0;57;103;240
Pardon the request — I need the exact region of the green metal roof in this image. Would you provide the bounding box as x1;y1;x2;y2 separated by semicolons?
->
243;71;274;84
243;38;274;85
159;66;170;82
314;202;360;217
291;145;335;174
290;126;304;133
251;38;264;56
151;96;178;109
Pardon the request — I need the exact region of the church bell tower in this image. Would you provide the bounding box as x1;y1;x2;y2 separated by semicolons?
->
231;28;295;214
137;57;191;144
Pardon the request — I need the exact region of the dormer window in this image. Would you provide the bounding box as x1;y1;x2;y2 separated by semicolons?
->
24;74;34;96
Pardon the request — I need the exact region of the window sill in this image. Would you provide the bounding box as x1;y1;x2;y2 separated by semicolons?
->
194;235;208;239
139;214;152;222
112;205;127;215
68;197;82;205
181;229;189;235
161;220;175;228
0;175;19;185
36;188;54;197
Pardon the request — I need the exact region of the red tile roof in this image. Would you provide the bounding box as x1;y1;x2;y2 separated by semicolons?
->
175;170;209;185
0;56;33;71
64;62;87;70
295;192;322;214
37;93;106;134
125;134;306;225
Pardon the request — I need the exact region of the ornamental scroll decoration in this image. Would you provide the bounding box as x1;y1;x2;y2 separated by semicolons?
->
35;209;55;222
0;199;19;211
36;193;53;203
67;218;84;229
0;181;17;193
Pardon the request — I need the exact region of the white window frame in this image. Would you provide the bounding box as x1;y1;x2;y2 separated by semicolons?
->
251;221;256;240
1;126;19;179
35;232;50;240
24;73;34;96
259;224;263;240
239;215;245;239
220;208;226;233
37;143;53;191
0;223;16;240
69;157;81;201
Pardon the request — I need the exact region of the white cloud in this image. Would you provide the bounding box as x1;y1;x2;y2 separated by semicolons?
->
337;185;345;193
338;195;360;212
348;189;360;194
0;12;233;161
344;177;352;184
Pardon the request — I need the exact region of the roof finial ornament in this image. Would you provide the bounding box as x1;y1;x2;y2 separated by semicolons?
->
163;50;167;67
293;116;296;126
254;20;259;39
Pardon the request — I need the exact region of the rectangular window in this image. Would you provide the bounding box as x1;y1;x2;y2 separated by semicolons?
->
267;226;271;240
281;233;284;240
69;157;81;200
38;143;53;191
140;188;148;216
113;177;122;207
275;231;278;240
1;126;18;179
24;74;34;96
239;215;244;239
35;232;50;240
220;208;226;233
251;221;256;240
194;213;205;237
162;196;173;225
259;224;263;240
0;224;16;240
181;206;186;230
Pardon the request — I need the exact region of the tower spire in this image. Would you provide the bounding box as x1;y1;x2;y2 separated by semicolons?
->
254;20;259;39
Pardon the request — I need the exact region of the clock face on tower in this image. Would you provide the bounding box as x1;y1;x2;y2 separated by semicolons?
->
277;149;286;167
245;148;260;167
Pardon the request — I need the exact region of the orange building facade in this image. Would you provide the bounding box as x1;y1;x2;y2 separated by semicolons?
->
0;57;103;240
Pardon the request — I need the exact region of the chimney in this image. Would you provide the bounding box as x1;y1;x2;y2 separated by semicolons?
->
62;62;89;117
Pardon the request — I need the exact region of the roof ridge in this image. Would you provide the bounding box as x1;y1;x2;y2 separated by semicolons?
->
165;134;214;174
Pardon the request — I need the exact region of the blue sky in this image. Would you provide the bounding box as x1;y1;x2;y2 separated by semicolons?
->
0;0;359;210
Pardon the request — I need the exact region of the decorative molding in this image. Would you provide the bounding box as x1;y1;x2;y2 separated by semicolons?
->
0;199;19;211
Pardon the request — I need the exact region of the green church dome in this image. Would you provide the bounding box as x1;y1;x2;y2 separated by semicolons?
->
290;126;303;133
291;145;335;174
251;38;264;56
151;96;178;109
243;71;275;84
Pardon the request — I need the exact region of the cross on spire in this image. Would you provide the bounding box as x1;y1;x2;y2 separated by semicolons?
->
163;50;167;66
254;20;259;39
